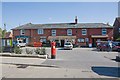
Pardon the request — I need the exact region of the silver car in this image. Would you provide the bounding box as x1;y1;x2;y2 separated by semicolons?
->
64;42;73;50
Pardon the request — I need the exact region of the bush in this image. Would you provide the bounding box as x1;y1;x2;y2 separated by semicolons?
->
34;48;41;55
41;47;46;55
14;46;22;54
116;37;120;41
25;48;33;54
35;47;46;55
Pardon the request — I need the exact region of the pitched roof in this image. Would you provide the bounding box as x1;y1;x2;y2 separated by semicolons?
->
12;22;113;30
116;17;120;22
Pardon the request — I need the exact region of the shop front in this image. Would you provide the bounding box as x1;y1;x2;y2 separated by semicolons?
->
15;35;29;44
91;35;109;47
48;36;76;47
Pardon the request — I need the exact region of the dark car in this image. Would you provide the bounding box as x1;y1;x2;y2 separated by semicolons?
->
97;43;109;51
112;42;120;52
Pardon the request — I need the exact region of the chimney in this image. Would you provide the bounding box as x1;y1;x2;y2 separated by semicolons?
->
107;22;109;26
75;16;78;24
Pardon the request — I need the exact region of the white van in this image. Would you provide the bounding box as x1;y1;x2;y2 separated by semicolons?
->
16;40;26;47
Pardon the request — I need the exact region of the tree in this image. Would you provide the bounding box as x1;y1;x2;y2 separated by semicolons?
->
0;28;7;38
116;37;120;41
0;28;2;38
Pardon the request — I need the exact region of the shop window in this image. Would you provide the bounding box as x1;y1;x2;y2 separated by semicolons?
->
78;38;85;42
40;38;46;43
7;39;10;46
85;38;89;42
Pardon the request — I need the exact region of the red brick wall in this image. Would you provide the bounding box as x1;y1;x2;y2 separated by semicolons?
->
13;28;113;46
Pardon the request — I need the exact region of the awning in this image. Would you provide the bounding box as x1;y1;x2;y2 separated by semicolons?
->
15;35;29;38
48;36;76;40
91;35;108;38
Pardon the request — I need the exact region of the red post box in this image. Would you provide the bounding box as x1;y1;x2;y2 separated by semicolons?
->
51;41;56;59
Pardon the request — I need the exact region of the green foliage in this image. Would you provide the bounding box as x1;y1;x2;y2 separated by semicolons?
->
25;48;33;54
34;47;46;55
2;30;7;38
0;28;7;38
14;46;22;54
116;37;120;41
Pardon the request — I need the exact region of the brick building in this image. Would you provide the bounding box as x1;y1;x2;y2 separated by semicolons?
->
12;17;113;47
113;17;120;41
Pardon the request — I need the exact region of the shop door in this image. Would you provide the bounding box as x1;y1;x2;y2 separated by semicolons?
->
61;40;65;47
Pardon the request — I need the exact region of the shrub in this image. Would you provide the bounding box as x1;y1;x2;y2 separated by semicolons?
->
35;47;46;55
14;46;22;54
25;48;33;54
34;48;41;55
41;47;46;55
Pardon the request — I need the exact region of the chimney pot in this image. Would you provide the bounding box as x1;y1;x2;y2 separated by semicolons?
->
75;16;78;24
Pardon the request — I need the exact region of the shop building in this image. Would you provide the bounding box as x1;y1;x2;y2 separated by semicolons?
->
12;17;113;47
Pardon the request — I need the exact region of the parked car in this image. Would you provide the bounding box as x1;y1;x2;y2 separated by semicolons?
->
97;41;120;52
64;42;73;50
97;43;109;51
16;41;26;47
112;42;120;52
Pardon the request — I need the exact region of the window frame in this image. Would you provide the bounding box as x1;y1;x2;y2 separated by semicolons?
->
67;29;72;36
82;29;87;35
78;38;85;42
38;29;44;34
102;28;107;35
52;29;56;36
20;29;25;35
40;38;46;43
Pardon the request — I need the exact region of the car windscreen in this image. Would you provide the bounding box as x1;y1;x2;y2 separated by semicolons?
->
65;43;71;45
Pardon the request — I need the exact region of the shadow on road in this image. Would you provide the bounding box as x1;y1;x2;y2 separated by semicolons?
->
92;66;120;77
2;62;59;68
58;48;72;50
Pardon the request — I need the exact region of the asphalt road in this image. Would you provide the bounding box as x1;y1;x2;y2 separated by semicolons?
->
0;47;119;78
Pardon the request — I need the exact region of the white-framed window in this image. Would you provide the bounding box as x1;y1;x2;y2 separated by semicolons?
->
119;28;120;33
67;29;72;36
102;28;107;35
20;29;25;35
82;29;87;35
78;38;85;42
38;29;44;34
52;30;56;36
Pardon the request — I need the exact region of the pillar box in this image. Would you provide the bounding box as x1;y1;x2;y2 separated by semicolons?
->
51;41;56;59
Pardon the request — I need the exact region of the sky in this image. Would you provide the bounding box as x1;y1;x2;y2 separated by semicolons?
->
2;2;118;31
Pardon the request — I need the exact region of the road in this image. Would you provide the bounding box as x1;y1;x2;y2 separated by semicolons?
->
0;48;119;78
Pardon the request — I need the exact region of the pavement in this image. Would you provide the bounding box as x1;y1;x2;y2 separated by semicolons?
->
0;47;119;78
